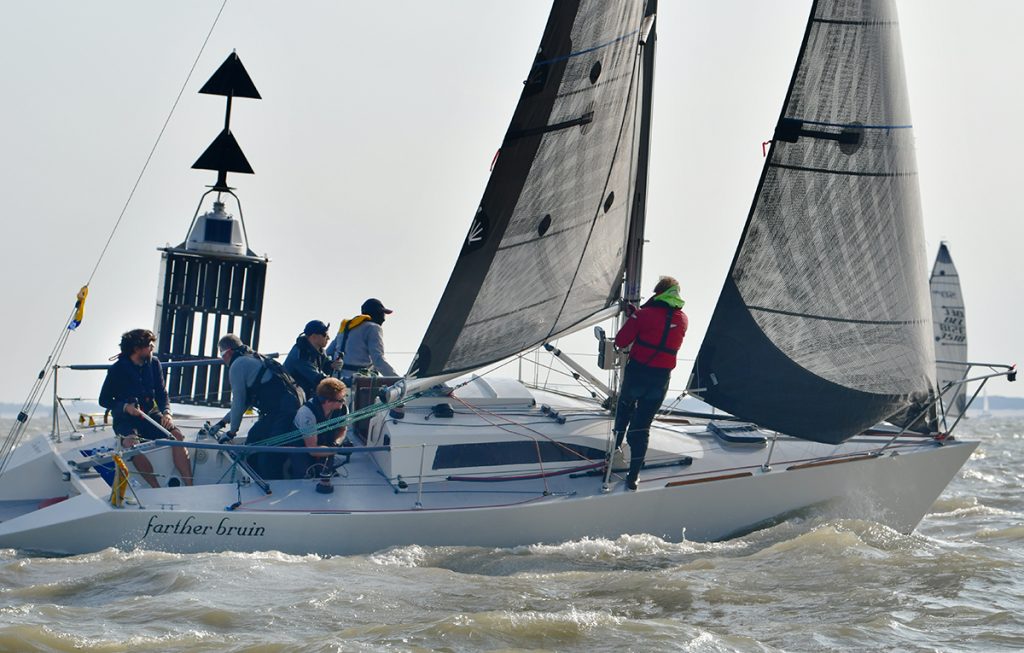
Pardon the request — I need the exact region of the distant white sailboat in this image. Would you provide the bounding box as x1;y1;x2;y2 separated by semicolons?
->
930;242;969;426
0;0;1015;556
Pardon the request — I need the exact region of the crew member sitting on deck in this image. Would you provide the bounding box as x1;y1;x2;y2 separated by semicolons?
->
98;328;193;488
326;298;398;385
213;334;305;480
284;319;341;398
289;378;349;489
612;276;688;491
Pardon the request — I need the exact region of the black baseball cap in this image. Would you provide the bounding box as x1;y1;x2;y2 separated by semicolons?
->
303;320;330;336
361;298;393;315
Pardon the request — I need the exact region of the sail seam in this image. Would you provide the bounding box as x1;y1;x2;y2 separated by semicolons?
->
464;296;562;328
747;305;927;326
532;28;641;68
769;163;916;178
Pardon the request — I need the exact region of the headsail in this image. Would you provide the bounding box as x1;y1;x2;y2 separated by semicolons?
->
410;0;652;382
688;0;935;444
930;242;968;423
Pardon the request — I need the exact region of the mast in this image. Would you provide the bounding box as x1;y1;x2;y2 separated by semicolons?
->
622;1;657;305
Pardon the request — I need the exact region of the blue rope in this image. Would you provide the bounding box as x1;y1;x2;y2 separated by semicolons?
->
532;27;640;68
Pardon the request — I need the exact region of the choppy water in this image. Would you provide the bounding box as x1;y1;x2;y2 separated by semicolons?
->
1;415;1021;652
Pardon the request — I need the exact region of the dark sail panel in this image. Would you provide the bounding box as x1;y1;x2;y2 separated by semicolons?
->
930;242;967;423
688;0;935;444
411;0;648;380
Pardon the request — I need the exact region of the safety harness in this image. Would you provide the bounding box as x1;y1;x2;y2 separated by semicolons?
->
636;305;679;366
245;353;305;412
300;396;349;446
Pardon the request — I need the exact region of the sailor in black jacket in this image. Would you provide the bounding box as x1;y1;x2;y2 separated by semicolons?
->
284;320;337;398
98;329;193;488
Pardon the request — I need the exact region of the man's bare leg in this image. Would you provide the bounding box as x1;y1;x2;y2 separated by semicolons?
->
171;434;194;486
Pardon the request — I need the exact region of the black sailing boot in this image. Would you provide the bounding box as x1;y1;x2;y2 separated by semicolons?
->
625;458;642;491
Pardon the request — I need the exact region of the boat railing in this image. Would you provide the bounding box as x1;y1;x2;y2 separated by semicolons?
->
43;354;282;443
873;362;1016;453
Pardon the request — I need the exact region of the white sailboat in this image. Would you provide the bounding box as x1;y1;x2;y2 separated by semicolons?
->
930;242;969;425
0;0;1014;556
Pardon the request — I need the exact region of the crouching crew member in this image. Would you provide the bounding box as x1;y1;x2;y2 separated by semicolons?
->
215;334;305;480
291;378;349;491
612;276;688;491
99;329;193;488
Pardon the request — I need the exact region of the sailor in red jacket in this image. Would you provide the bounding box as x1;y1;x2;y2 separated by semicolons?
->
613;276;688;490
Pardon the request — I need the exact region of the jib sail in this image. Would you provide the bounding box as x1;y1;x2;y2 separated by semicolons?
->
688;0;935;444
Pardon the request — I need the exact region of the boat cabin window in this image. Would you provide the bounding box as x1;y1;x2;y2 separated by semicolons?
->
433;441;605;470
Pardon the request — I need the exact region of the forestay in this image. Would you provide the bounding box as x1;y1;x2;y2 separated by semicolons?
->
688;0;935;444
930;242;968;423
410;0;651;381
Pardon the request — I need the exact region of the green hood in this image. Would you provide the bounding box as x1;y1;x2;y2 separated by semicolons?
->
652;285;685;309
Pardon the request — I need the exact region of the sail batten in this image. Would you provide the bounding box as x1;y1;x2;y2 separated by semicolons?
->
768;162;917;178
688;0;935;445
411;0;651;380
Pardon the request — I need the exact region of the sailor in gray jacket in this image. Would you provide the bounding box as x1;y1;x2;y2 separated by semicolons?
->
326;298;399;384
213;334;305;479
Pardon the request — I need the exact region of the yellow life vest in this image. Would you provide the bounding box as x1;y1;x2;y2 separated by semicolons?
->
336;314;372;335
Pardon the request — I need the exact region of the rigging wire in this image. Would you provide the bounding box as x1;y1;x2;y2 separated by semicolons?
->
86;0;229;286
0;1;230;477
528;355;603;399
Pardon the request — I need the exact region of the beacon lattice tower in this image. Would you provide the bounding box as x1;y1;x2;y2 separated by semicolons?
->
154;52;268;407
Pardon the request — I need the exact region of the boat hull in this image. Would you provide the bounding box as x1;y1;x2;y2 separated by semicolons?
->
0;428;976;556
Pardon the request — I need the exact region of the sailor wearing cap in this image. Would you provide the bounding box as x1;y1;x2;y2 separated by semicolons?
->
284;319;339;398
326;298;399;384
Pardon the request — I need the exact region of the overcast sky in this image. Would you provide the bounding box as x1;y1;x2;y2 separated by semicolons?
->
0;0;1020;405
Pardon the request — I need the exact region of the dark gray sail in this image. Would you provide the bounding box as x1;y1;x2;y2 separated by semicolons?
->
410;0;651;381
930;242;968;423
688;0;935;444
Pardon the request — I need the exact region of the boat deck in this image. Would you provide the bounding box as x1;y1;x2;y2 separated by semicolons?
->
51;415;944;517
